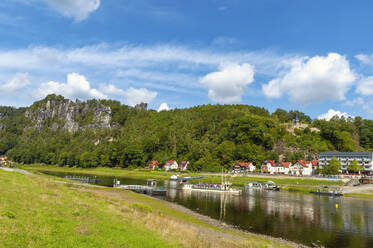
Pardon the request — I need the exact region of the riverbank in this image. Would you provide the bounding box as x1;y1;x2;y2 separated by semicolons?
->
22;164;344;193
0;169;299;248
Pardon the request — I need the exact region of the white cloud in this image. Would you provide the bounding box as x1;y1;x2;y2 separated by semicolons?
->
34;73;106;100
344;97;364;106
262;53;356;104
318;109;353;121
99;84;126;96
42;0;100;21
356;54;373;66
157;102;170;112
356;76;373;96
199;63;254;103
0;44;291;76
0;73;30;93
124;87;157;106
0;43;309;106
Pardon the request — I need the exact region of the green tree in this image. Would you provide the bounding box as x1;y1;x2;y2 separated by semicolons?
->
322;157;341;175
215;141;236;169
347;159;363;173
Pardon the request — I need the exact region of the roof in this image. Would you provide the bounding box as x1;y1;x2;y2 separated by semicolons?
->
266;160;276;166
310;160;318;166
280;162;291;168
319;152;373;158
167;160;177;164
295;160;310;167
179;161;189;167
233;162;253;168
149;161;159;166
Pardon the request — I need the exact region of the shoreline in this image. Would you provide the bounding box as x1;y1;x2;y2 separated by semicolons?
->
19;165;373;199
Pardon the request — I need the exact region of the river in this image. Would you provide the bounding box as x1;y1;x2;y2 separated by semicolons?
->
39;170;373;248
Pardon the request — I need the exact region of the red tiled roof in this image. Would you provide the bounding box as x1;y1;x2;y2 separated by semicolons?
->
296;160;310;167
167;160;176;164
149;160;159;166
280;162;291;168
179;161;189;168
311;160;318;166
266;160;276;166
233;162;253;168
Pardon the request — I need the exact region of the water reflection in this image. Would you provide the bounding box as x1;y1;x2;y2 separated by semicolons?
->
166;188;373;248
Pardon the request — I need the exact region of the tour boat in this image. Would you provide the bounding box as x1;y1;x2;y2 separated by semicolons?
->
245;181;281;191
182;169;241;194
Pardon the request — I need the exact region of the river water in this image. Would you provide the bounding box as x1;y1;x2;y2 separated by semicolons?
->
39;170;373;248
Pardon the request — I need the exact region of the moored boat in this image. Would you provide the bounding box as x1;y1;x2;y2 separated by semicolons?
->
182;183;241;194
182;168;241;194
245;181;280;191
310;186;343;197
170;175;179;180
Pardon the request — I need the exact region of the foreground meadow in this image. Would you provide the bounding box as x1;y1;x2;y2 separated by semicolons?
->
0;169;295;248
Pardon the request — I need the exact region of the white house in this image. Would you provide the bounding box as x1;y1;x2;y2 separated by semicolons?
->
292;160;312;176
164;160;178;171
232;162;256;173
178;161;189;171
261;160;276;174
273;162;292;175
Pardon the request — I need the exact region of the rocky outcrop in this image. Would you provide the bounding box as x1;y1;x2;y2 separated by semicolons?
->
135;102;148;110
25;95;112;132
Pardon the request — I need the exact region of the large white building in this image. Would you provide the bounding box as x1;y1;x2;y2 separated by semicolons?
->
319;152;373;174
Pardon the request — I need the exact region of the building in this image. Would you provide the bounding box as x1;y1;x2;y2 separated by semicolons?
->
292;160;313;176
232;162;255;173
0;155;7;162
261;160;276;174
319;152;373;175
146;160;159;170
164;160;178;171
274;162;292;175
310;160;319;175
178;161;189;171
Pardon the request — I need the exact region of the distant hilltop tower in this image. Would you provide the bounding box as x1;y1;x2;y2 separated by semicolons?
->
135;102;148;110
292;117;300;126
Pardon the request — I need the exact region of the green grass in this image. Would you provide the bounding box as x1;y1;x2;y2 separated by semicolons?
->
0;170;176;248
344;193;373;199
0;168;295;248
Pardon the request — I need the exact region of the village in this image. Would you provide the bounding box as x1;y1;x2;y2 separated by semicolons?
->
144;152;373;177
144;159;319;176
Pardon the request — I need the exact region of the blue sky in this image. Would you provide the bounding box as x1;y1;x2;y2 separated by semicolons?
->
2;0;373;119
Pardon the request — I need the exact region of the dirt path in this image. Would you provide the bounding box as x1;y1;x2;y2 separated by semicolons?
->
0;167;32;175
341;184;373;193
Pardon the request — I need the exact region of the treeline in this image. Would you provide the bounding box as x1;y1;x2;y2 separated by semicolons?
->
0;95;373;171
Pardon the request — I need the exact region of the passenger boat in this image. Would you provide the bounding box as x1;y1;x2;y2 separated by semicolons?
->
245;181;281;191
182;183;241;194
170;175;204;182
182;169;241;194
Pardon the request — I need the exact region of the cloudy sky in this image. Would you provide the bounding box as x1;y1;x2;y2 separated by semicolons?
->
2;0;373;119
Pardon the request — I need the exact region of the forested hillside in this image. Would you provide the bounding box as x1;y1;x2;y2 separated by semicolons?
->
0;94;372;171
